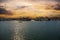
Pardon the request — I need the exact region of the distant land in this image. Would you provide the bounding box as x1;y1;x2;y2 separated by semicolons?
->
0;16;60;21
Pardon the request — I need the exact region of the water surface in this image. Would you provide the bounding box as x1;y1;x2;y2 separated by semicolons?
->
0;21;60;40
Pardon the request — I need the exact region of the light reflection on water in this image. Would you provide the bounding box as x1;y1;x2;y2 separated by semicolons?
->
0;21;60;40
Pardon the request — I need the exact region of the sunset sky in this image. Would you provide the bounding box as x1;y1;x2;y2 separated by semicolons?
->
0;0;60;18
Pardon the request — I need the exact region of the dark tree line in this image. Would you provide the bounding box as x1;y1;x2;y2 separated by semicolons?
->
0;16;60;21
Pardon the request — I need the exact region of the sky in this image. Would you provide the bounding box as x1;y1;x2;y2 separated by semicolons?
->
0;0;60;18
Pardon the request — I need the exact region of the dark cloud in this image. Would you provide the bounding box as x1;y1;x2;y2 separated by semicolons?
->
0;8;13;15
30;0;60;2
41;0;60;10
40;0;60;1
46;3;60;10
0;0;7;2
53;4;60;10
55;0;60;1
0;0;10;3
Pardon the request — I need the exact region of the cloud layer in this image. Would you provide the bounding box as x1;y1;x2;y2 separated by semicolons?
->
0;8;13;15
0;0;60;18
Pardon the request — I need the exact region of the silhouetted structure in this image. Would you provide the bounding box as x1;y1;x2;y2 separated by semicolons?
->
33;17;60;21
19;17;31;21
0;17;60;21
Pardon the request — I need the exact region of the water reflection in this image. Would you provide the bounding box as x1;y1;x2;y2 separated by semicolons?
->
0;21;60;40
